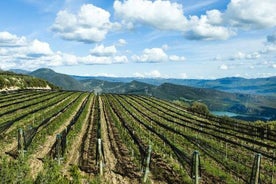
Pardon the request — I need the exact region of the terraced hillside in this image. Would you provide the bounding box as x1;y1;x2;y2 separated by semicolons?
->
0;90;275;183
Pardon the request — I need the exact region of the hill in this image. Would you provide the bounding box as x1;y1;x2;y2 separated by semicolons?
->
79;79;276;120
30;68;84;91
73;75;276;95
153;83;276;120
9;69;30;75
0;71;58;91
163;77;276;95
22;68;276;120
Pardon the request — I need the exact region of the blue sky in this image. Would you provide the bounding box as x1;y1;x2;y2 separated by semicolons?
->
0;0;275;79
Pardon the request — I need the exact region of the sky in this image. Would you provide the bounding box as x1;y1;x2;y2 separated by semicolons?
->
0;0;275;79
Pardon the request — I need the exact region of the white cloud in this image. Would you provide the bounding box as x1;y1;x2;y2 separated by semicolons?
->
75;54;128;65
0;32;27;47
179;73;188;79
113;0;276;41
133;72;145;78
113;55;128;63
118;39;127;45
132;47;186;63
132;48;168;63
114;0;187;31
27;39;53;56
186;11;234;40
0;31;129;70
225;0;276;29
220;64;228;70
113;0;233;40
169;55;186;62
94;73;118;77
90;44;117;56
51;4;116;43
230;51;261;60
148;70;161;78
134;70;162;78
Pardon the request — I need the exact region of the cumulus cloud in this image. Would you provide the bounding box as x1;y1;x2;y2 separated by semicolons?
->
148;70;162;78
0;32;27;47
132;47;186;63
118;39;127;45
27;39;53;56
132;48;168;63
0;31;128;70
90;44;117;56
51;4;117;43
114;0;187;31
113;0;234;40
225;0;276;29
186;14;234;40
113;0;276;41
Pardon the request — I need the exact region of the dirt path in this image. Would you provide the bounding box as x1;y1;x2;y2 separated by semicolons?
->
99;97;134;184
0;137;17;156
28;96;87;179
63;95;94;172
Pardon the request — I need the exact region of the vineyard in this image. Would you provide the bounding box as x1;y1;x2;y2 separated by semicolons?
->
0;90;275;184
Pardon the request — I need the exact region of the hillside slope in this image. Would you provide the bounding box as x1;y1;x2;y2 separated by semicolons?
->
153;83;276;119
0;71;58;91
23;68;276;120
30;68;84;91
80;79;276;120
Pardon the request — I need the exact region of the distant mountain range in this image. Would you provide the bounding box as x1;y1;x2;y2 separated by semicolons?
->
10;68;276;120
73;75;276;95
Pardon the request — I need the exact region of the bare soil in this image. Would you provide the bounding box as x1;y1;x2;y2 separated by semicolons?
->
28;96;87;179
99;97;140;184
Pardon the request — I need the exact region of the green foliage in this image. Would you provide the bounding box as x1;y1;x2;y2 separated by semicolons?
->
172;100;190;108
0;71;59;90
0;91;275;183
189;101;210;115
69;165;82;184
0;155;32;183
35;158;69;184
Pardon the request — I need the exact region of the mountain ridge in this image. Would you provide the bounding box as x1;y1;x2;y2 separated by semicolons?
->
30;68;84;91
10;68;276;120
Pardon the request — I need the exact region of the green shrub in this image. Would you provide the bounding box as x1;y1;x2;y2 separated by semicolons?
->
189;101;210;115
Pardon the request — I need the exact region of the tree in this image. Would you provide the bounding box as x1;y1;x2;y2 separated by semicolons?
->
190;101;209;115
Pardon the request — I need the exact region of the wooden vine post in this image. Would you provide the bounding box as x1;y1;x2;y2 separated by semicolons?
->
143;145;152;183
250;153;261;184
192;150;201;184
225;142;228;160
98;138;103;176
55;134;63;165
17;128;25;157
